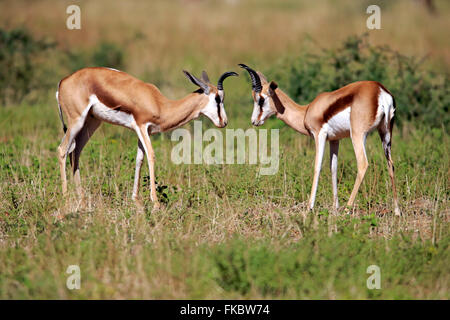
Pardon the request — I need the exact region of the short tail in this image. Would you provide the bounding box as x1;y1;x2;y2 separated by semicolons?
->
389;95;396;136
379;86;395;133
56;81;67;133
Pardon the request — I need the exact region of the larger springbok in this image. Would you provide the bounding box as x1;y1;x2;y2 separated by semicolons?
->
239;64;400;215
56;67;237;209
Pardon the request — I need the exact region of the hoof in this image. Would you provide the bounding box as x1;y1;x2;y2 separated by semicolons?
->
153;202;161;210
133;198;144;211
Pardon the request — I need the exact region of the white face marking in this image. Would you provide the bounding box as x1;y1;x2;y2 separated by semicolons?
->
326;107;351;140
251;93;275;126
200;92;228;128
89;94;136;129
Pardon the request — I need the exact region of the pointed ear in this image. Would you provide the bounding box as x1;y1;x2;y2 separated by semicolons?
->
183;70;210;94
256;71;268;85
201;70;210;83
268;81;278;95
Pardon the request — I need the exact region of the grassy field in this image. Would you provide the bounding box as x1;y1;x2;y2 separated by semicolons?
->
0;98;448;299
0;0;449;299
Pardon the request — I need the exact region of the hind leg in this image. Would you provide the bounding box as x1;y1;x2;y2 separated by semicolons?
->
378;126;401;216
58;128;76;196
71;116;101;200
347;132;369;209
57;106;92;196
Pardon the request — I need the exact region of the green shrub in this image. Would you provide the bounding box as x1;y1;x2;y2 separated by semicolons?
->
65;41;124;72
269;34;449;127
0;26;126;106
92;42;124;69
0;28;55;105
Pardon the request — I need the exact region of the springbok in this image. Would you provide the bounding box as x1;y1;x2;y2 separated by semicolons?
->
239;64;400;215
56;67;238;209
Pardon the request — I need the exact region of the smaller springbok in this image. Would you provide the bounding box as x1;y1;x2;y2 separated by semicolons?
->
239;64;400;215
56;67;238;209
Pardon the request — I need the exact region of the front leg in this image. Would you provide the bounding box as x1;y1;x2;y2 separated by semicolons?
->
308;129;327;210
329;140;339;210
137;125;160;209
132;139;145;202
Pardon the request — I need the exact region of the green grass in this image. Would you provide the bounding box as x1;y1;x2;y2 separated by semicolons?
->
0;0;448;300
0;99;448;299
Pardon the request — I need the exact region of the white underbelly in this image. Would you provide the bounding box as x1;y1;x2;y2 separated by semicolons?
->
325;107;351;140
89;94;136;130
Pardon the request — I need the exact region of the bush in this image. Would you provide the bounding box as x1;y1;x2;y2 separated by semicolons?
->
269;34;449;128
65;41;124;72
0;28;55;105
0;26;126;106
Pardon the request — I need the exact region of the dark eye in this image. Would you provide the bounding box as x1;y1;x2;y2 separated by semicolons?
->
215;95;221;104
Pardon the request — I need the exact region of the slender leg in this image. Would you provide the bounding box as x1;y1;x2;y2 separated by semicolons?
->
71;117;101;200
131;139;145;201
308;130;327;210
329;140;340;210
378;128;401;216
57;109;91;197
57;128;74;196
57;136;69;196
347;133;369;208
137;125;160;209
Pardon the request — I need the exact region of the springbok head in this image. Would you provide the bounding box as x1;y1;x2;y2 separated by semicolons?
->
183;70;238;128
238;64;280;126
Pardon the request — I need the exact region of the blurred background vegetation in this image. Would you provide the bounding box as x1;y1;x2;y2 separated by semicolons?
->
0;0;448;126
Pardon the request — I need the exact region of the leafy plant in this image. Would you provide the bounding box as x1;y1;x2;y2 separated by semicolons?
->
0;28;55;105
65;41;125;72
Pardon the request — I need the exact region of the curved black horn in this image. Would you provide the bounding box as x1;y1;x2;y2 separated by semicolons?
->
238;63;262;92
217;71;238;90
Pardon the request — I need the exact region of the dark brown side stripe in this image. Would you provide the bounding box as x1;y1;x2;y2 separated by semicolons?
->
322;94;354;123
271;90;285;114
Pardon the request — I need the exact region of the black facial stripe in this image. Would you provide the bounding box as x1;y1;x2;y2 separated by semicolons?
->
216;94;222;122
258;96;265;109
